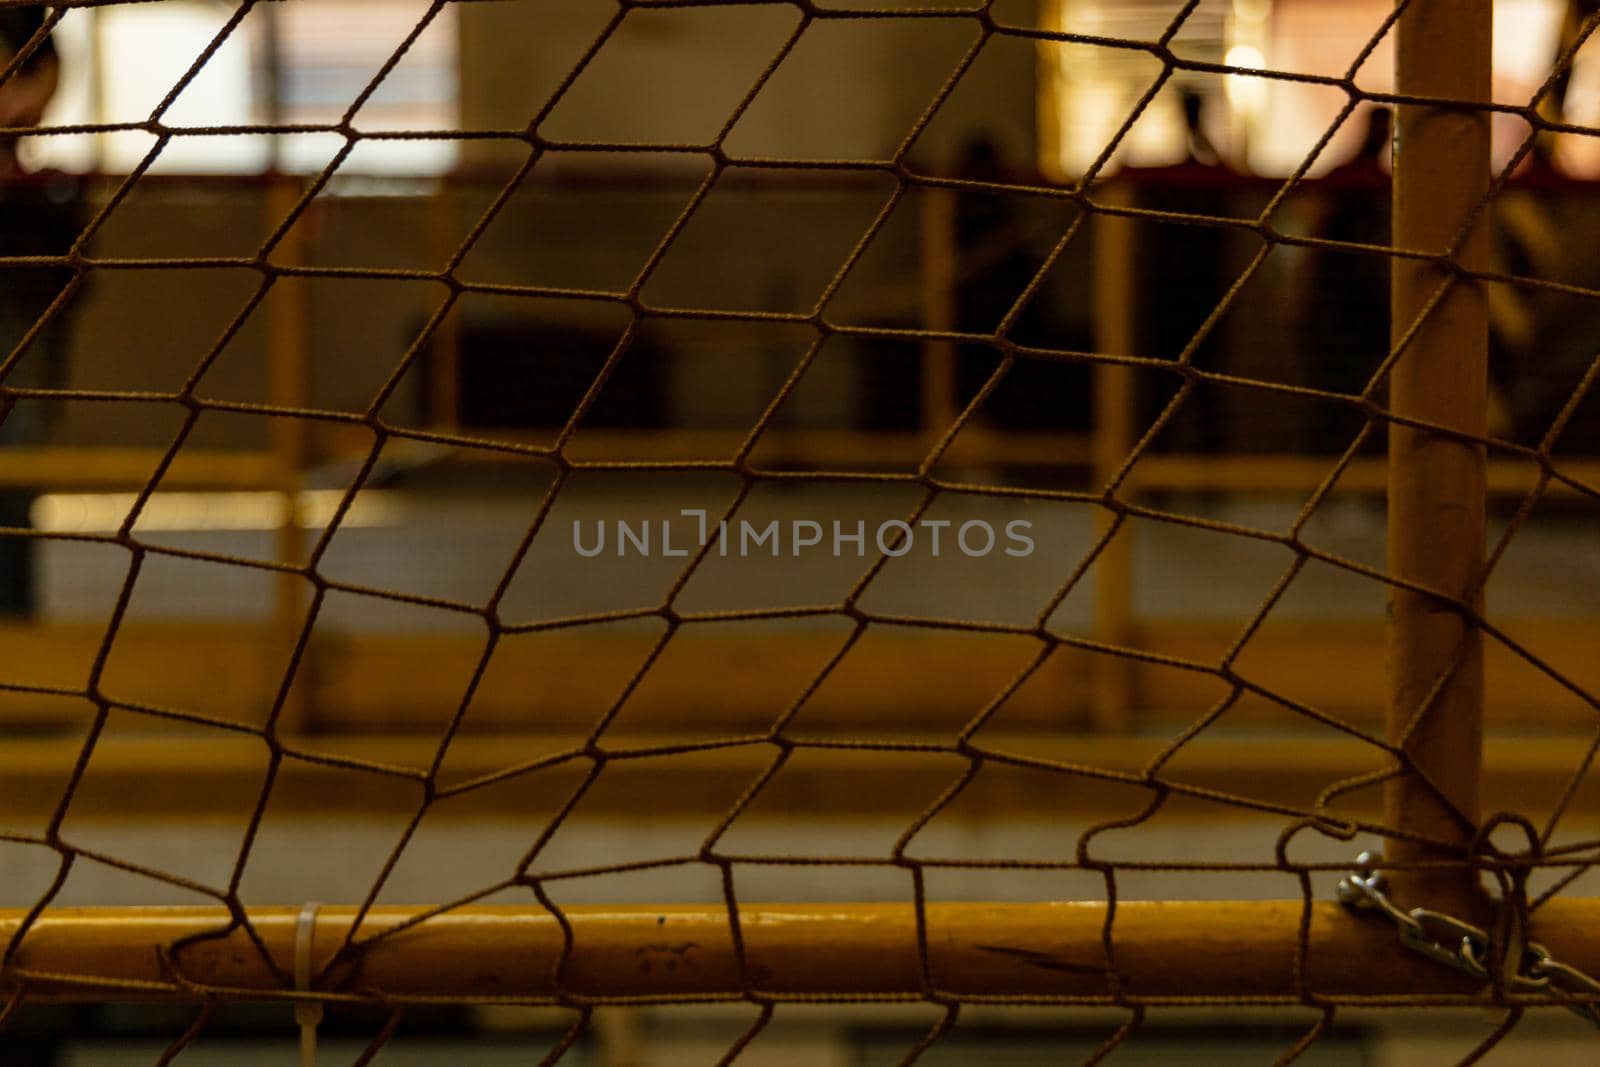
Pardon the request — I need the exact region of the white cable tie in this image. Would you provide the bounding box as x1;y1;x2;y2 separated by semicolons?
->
294;901;324;1067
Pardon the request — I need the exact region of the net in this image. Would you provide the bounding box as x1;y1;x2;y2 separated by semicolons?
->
1;0;1599;1062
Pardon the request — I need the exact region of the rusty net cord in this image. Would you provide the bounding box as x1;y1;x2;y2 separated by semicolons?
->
0;0;1597;1062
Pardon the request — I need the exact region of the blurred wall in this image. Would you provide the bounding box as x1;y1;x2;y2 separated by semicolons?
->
45;5;1041;447
456;2;1037;170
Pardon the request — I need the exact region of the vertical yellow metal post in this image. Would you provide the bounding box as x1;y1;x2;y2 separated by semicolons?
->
1386;0;1491;915
1091;188;1137;733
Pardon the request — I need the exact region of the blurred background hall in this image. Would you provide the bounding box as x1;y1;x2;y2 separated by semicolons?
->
2;1;1600;1063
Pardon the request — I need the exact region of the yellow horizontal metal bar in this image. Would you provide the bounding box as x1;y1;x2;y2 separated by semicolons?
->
0;448;283;490
0;733;1589;820
6;620;1596;734
7;899;1591;1002
0;443;1591;494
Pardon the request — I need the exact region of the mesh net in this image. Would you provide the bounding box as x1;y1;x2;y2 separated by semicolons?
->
1;0;1600;1062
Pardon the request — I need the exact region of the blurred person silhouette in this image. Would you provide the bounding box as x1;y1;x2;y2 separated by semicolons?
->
0;7;56;151
0;5;73;614
1480;0;1600;452
1488;135;1566;448
1179;87;1224;167
1296;105;1391;456
950;134;1089;437
1129;87;1236;458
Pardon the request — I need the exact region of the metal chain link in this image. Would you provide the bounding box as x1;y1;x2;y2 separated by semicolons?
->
1337;851;1600;1028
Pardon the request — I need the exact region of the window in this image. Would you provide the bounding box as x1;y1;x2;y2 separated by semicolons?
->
23;0;459;177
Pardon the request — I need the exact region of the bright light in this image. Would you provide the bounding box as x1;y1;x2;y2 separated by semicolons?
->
1224;44;1268;116
1224;43;1266;72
